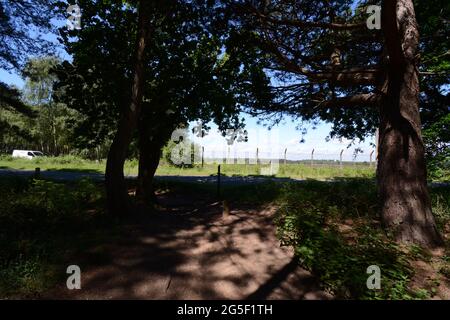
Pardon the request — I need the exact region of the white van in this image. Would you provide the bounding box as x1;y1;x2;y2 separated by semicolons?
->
12;150;45;160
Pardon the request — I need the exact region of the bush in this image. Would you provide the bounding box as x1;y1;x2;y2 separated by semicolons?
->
430;187;450;232
0;155;15;162
0;177;104;297
274;181;435;299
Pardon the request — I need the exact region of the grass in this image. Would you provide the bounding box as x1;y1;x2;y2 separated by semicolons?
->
0;154;377;181
158;162;376;180
2;154;448;182
0;155;107;173
1;155;447;182
0;176;121;298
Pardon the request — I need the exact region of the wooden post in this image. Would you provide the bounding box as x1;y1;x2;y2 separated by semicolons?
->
375;128;379;161
370;150;375;167
217;164;221;199
284;148;287;166
340;149;344;168
201;146;204;168
311;148;315;167
256;147;259;165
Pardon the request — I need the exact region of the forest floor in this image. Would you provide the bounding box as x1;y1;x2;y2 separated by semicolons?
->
41;187;331;299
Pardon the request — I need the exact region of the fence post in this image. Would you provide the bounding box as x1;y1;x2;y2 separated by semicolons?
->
375;128;379;160
311;148;315;167
256;147;259;165
340;149;344;168
284;148;287;166
370;150;375;167
34;167;40;179
217;165;221;199
201;146;204;168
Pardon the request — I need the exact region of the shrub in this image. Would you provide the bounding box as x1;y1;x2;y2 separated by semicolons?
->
274;181;430;299
0;177;104;297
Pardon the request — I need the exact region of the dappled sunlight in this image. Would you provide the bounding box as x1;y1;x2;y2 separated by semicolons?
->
43;191;331;300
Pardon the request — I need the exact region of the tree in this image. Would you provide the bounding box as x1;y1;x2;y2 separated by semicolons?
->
0;0;62;149
105;0;157;216
22;57;75;155
423;112;450;180
53;1;136;154
0;0;62;71
414;0;450;180
231;0;444;246
54;0;266;210
0;82;35;152
134;2;259;206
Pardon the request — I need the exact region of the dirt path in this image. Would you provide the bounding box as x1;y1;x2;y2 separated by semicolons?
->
44;191;331;300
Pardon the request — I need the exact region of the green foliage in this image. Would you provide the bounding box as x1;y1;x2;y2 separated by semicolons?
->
0;1;63;155
53;0;260;154
273;181;447;299
430;187;450;232
0;100;35;153
22;56;78;155
0;0;62;71
423;114;450;182
0;177;105;297
230;0;449;152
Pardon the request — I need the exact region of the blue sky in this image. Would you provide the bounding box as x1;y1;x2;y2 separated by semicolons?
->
189;117;375;162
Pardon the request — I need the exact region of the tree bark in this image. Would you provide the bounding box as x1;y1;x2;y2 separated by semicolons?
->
105;1;150;217
378;0;443;247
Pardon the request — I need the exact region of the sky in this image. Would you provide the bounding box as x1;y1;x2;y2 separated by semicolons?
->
0;4;376;162
189;117;375;162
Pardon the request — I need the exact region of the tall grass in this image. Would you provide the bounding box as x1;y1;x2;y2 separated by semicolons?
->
3;155;449;182
0;177;115;298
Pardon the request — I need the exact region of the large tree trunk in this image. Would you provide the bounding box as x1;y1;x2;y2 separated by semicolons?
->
105;1;150;217
378;0;443;247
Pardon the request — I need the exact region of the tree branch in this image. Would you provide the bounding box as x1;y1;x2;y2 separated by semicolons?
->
262;39;379;85
240;3;367;30
314;93;382;109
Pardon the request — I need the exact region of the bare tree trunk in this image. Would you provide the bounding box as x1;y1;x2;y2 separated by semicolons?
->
105;1;150;217
378;0;443;247
52;123;57;156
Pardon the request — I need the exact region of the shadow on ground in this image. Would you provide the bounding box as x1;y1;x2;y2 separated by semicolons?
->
42;188;332;300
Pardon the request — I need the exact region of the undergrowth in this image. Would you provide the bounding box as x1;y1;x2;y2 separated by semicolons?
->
274;180;450;299
0;177;112;298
